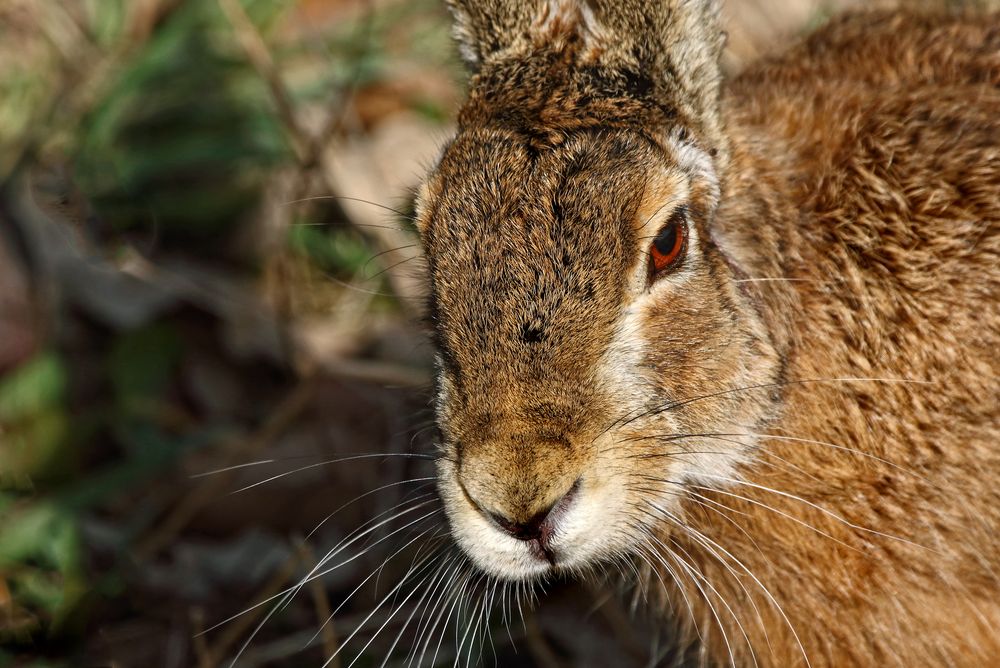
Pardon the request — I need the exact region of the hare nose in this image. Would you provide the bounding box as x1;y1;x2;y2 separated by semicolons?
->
489;508;551;541
484;478;581;543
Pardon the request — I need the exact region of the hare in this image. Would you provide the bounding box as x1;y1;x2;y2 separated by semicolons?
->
413;1;1000;665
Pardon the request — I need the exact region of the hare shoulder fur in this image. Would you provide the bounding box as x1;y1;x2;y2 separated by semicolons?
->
415;1;1000;665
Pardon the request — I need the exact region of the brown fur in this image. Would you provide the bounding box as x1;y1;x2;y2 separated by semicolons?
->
419;2;1000;665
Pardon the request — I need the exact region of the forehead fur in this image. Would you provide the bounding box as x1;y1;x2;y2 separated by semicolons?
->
422;129;661;407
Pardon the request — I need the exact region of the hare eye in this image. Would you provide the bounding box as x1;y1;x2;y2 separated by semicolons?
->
648;207;687;277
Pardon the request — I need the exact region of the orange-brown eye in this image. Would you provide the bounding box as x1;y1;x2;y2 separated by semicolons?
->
649;207;687;276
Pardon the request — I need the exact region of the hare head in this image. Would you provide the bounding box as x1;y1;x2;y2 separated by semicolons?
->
416;0;781;581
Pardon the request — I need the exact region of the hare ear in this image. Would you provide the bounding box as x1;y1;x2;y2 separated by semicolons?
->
445;0;545;69
586;0;727;154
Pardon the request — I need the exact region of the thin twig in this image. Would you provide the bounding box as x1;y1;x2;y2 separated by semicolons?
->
215;0;426;316
204;552;301;665
190;607;214;668
216;0;308;160
296;540;342;667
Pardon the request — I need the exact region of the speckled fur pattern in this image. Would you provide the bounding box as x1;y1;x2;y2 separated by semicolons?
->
417;2;1000;665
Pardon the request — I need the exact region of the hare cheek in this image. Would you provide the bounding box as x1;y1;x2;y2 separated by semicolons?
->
551;462;638;569
600;285;751;493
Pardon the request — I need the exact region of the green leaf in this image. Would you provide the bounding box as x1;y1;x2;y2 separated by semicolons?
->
0;502;79;573
288;224;376;276
0;353;66;423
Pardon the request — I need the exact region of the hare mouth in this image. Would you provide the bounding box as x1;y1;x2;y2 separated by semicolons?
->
438;457;630;582
441;472;561;580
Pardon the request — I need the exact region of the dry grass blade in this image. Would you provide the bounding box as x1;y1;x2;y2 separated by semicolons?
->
204;552;301;666
297;541;343;668
216;0;308;161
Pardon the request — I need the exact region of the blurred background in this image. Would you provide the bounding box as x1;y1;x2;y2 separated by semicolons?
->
0;0;954;665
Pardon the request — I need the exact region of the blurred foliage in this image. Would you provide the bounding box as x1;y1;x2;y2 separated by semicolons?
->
74;1;289;245
0;0;453;663
288;224;371;277
0;352;82;644
0;353;69;489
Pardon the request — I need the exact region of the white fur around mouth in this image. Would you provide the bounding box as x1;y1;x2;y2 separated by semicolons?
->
437;463;554;581
436;456;635;582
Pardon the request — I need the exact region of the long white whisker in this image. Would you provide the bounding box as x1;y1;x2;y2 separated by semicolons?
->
378;546;451;668
191;452;435;479
231;454;436;494
646;533;736;667
402;551;462;668
303;507;443;609
413;555;469;668
306;526;444;651
606;376;931;435
328;547;443;668
204;500;438;638
307;478;436;540
685;484;857;552
632;531;701;646
696;474;931;550
644;502;786;667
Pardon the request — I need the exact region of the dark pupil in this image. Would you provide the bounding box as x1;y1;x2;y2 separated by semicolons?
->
653;222;678;255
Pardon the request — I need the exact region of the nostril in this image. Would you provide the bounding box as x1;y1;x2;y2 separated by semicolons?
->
486;477;581;542
489;509;545;541
488;511;534;539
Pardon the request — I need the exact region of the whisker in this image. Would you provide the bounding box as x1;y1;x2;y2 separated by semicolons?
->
746;431;929;482
306;478;436;541
283;195;416;221
378;545;454;668
192;450;435;479
362;244;420;274
431;567;478;667
412;553;469;668
203;500;438;638
623;429;924;483
603;376;932;436
680;482;859;552
734;277;820;284
191;459;281;477
645;532;738;667
402;551;463;668
644;502;811;666
669;532;760;668
307;505;442;598
307;526;445;651
630;526;701;643
324;543;444;668
696;474;932;551
323;272;401;296
365;254;424;283
452;571;489;667
229;453;436;494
